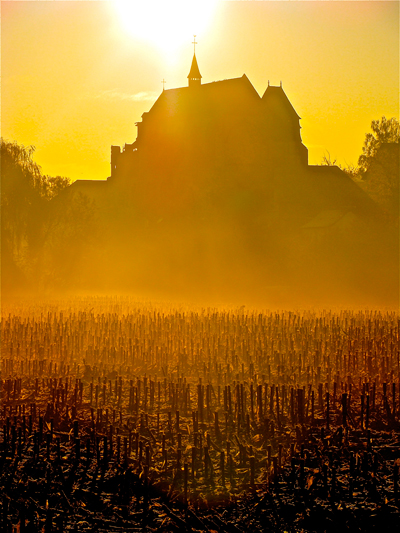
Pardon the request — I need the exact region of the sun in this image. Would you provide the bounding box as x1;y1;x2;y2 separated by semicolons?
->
114;0;218;60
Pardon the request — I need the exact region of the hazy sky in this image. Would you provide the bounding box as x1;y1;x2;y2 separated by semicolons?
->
2;1;399;182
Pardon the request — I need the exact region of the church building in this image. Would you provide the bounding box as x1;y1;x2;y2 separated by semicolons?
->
70;49;379;228
110;51;308;183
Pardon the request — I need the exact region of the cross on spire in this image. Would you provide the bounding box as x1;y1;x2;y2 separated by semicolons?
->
162;79;166;91
192;35;197;54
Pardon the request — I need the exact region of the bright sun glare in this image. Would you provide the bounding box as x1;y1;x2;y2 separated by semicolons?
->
114;0;218;60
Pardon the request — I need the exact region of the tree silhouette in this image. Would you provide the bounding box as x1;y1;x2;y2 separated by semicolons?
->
358;117;399;173
1;139;70;290
346;118;399;222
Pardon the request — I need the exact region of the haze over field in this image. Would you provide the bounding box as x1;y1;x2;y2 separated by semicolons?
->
1;1;399;309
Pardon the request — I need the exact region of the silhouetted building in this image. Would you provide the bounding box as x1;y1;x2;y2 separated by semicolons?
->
71;51;379;227
58;51;397;303
110;55;307;185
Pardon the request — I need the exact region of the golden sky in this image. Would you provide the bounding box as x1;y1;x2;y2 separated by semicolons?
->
2;1;399;182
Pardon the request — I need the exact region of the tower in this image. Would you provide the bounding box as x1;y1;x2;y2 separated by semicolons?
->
188;36;202;88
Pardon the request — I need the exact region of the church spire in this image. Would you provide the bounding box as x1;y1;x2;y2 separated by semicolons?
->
188;36;202;87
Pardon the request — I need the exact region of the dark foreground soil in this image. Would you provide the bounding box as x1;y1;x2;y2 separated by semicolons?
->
1;304;399;531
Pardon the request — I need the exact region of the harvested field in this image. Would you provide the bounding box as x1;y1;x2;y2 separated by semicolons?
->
1;299;400;531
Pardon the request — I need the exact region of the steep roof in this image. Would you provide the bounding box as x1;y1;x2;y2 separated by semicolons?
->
201;74;259;98
307;165;381;218
148;74;260;118
187;53;202;80
262;85;300;119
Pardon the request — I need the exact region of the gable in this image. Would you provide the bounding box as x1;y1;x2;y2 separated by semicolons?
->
262;85;300;119
147;75;259;120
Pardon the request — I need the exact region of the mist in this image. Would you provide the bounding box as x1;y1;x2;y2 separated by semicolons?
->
1;77;398;310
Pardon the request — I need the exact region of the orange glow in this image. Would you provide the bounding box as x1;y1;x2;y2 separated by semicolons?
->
1;1;398;182
113;0;218;62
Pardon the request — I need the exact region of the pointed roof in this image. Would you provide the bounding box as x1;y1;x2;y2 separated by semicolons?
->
188;54;202;80
262;85;300;119
149;75;260;118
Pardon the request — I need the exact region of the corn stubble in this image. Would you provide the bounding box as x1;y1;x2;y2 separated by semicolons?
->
1;301;400;531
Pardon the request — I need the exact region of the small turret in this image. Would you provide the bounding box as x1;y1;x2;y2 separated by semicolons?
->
188;53;202;88
188;37;201;88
